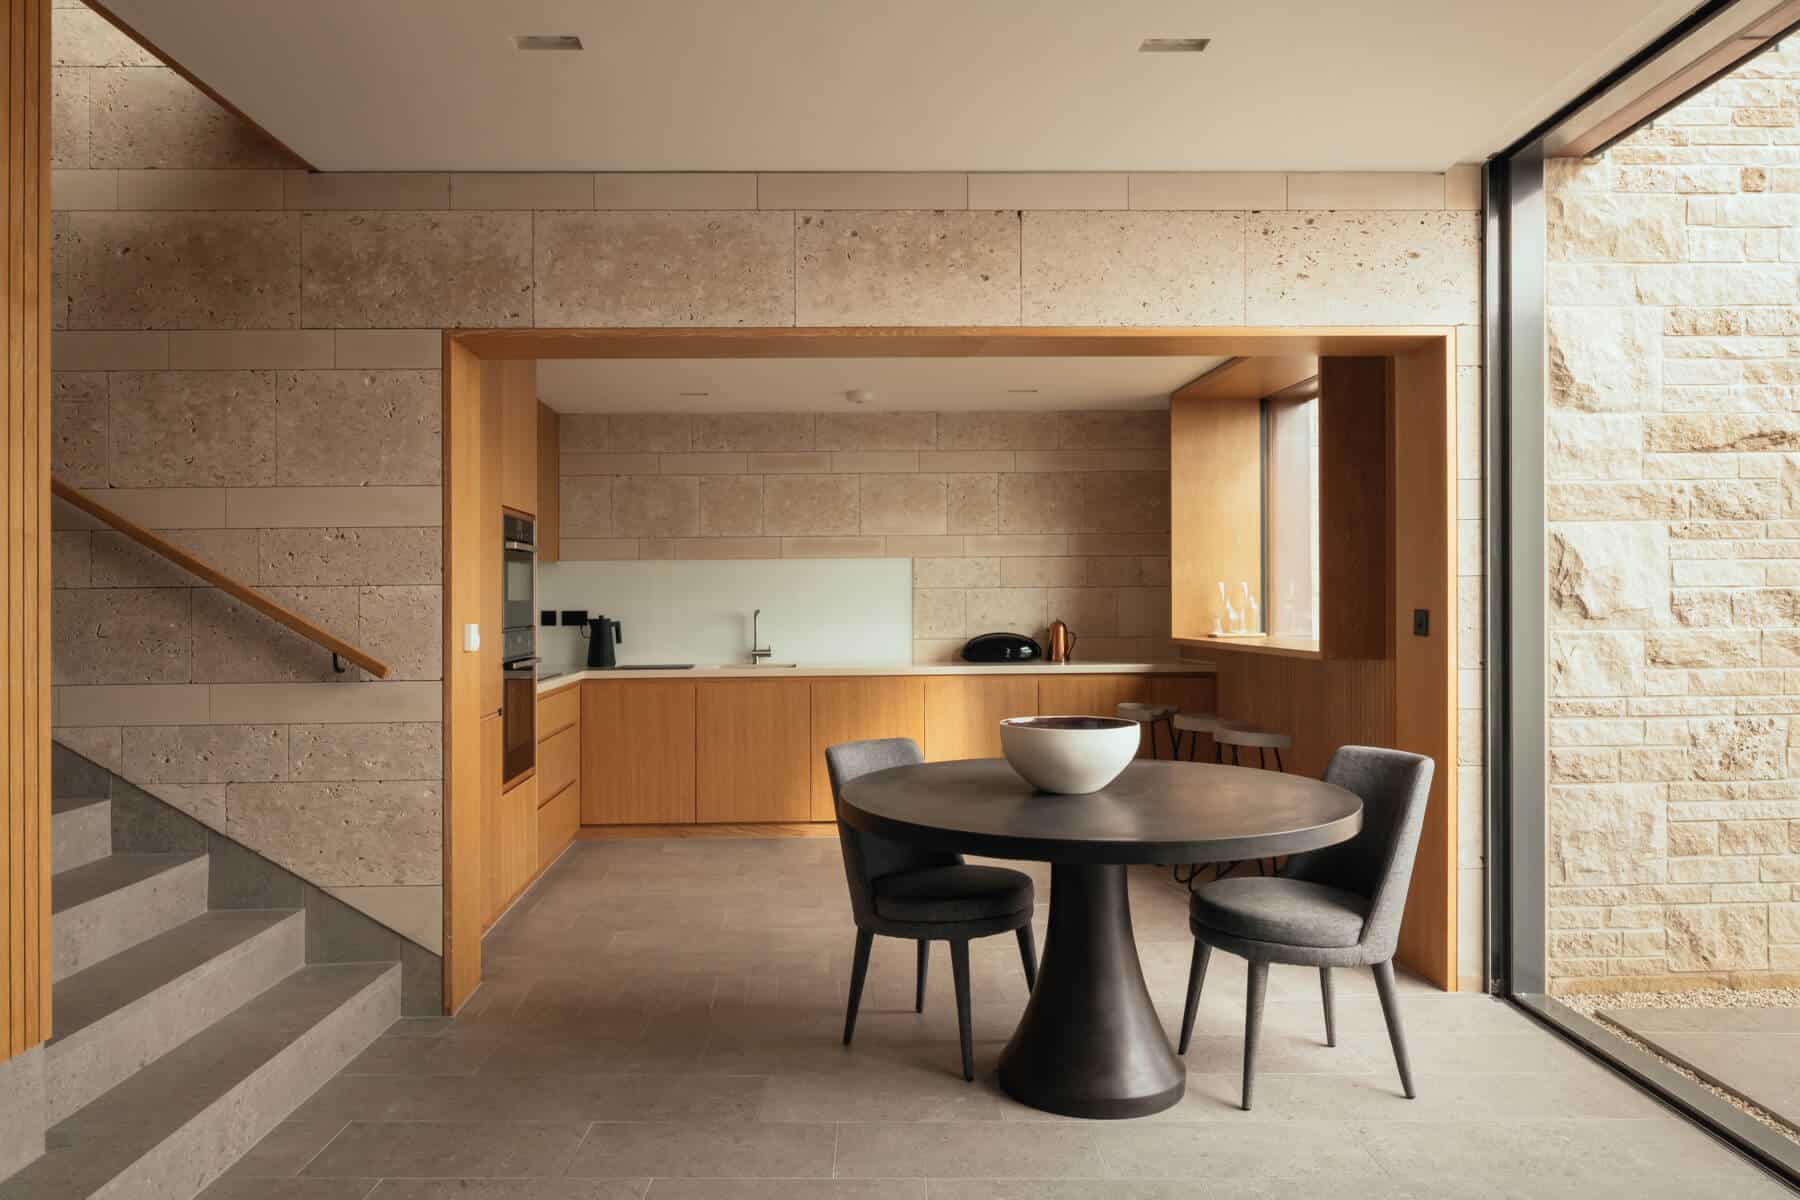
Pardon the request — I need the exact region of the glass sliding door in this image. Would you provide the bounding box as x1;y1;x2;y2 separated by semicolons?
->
1491;12;1800;1185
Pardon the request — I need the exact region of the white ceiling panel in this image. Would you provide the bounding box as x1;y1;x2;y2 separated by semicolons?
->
100;0;1701;172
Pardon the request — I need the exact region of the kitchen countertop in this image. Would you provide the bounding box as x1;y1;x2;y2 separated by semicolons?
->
537;660;1214;693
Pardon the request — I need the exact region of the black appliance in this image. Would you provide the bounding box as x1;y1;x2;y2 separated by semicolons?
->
961;632;1043;663
501;513;535;633
585;616;622;669
500;513;537;788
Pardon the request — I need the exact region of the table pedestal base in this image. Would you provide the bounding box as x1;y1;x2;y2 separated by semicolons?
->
997;863;1185;1118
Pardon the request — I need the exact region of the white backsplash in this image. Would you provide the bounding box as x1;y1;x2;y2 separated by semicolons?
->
536;558;913;672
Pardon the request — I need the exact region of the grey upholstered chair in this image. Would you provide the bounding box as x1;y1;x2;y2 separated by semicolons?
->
826;737;1038;1081
1176;745;1435;1110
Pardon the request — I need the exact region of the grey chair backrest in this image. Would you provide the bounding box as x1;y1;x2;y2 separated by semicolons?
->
1282;745;1435;959
825;738;961;928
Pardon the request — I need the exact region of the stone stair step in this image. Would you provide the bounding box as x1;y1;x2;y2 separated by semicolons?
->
51;798;110;876
0;962;398;1200
47;910;304;1125
51;854;208;983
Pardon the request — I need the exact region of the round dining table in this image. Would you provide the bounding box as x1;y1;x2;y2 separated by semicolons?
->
838;756;1363;1119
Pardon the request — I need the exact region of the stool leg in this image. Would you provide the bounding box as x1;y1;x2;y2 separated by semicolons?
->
1259;747;1267;770
1273;747;1284;772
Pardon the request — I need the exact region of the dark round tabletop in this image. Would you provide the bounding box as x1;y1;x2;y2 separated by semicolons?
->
839;758;1363;865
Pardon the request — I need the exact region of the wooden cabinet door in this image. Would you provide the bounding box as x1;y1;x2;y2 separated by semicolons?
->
923;675;1038;761
696;679;812;822
498;360;538;517
536;401;560;562
537;724;580;803
480;712;502;927
537;781;579;871
809;677;925;820
581;680;697;824
503;774;536;900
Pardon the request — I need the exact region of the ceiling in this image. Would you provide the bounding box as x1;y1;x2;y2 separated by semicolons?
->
534;355;1228;413
102;0;1701;172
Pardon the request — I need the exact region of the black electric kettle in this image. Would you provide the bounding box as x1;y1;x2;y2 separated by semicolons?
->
585;616;622;668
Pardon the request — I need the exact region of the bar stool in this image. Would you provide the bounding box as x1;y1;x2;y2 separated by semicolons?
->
1214;725;1292;772
1116;701;1178;758
1171;713;1243;763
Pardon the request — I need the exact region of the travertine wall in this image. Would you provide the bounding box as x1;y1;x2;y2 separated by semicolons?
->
556;409;1177;664
1545;39;1800;992
47;2;1487;976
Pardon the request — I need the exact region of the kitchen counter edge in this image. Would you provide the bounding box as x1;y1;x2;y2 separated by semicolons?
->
537;661;1214;694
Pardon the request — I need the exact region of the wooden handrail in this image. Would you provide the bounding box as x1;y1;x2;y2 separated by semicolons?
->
51;478;393;680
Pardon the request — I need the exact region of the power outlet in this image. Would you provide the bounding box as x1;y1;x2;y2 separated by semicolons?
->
1412;609;1430;637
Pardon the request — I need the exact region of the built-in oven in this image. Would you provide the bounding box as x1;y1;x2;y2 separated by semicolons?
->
501;512;537;788
502;512;535;634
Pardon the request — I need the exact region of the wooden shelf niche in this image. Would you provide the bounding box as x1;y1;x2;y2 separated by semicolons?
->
1171;355;1391;661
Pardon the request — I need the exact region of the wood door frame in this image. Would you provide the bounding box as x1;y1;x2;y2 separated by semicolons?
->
441;326;1460;1010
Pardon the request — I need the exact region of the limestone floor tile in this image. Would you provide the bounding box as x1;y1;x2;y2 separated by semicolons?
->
207;1119;348;1182
372;1184;646;1199
200;1178;379;1199
832;1121;1106;1179
562;1121;838;1179
757;1067;1009;1124
301;1121;590;1179
1092;1119;1382;1180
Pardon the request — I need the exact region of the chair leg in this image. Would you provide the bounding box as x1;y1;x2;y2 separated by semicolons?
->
1320;967;1336;1047
1242;959;1269;1111
1372;960;1416;1099
843;928;874;1046
915;939;929;1014
950;938;974;1082
1016;924;1038;992
1178;940;1212;1054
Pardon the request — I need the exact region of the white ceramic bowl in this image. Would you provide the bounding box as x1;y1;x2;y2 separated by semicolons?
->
1000;715;1140;794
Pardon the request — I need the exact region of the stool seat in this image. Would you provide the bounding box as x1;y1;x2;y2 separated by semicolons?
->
1171;712;1223;733
1215;727;1293;750
1116;701;1177;722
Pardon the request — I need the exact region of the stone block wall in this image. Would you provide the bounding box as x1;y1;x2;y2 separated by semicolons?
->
555;409;1177;664
47;2;1486;976
1545;39;1800;992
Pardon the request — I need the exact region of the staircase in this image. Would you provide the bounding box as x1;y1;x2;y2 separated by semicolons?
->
0;784;400;1199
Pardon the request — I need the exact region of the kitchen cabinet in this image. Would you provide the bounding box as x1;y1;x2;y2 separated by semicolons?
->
537;780;578;871
479;367;504;717
581;679;696;824
538;724;580;802
497;360;538;517
697;679;812;822
809;677;925;820
481;716;535;928
923;676;1038;762
537;402;560;562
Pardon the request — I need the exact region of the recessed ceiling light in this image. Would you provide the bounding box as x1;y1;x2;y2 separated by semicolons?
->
679;391;710;398
1139;37;1210;53
515;34;583;51
1007;388;1041;394
846;389;873;406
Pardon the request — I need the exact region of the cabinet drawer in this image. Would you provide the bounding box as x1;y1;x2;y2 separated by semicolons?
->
538;724;579;802
538;685;579;740
538;782;578;871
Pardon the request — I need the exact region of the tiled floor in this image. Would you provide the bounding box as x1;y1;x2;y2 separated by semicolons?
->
1606;1006;1800;1133
203;837;1795;1198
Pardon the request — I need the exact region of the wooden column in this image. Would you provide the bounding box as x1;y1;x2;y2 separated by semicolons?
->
1;0;51;1059
441;337;484;1012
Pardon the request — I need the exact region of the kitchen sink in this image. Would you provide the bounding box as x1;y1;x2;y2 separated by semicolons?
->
751;662;800;669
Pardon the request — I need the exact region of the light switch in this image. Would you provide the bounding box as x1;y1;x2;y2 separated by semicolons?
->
463;623;480;652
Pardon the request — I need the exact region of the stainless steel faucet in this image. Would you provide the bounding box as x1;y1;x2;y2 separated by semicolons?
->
750;608;772;664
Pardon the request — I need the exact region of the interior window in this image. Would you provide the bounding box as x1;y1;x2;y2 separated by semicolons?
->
1262;379;1320;640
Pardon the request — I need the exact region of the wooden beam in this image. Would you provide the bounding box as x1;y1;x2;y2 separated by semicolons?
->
2;0;51;1061
454;326;1448;361
1171;354;1318;404
50;478;391;680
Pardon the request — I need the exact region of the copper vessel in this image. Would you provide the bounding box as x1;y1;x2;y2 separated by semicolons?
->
1046;620;1077;664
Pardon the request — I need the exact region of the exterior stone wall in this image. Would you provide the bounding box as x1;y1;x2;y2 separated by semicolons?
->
48;3;1487;978
1545;39;1800;992
556;409;1178;664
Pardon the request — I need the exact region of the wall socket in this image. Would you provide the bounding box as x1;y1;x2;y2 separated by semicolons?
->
1412;609;1429;637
